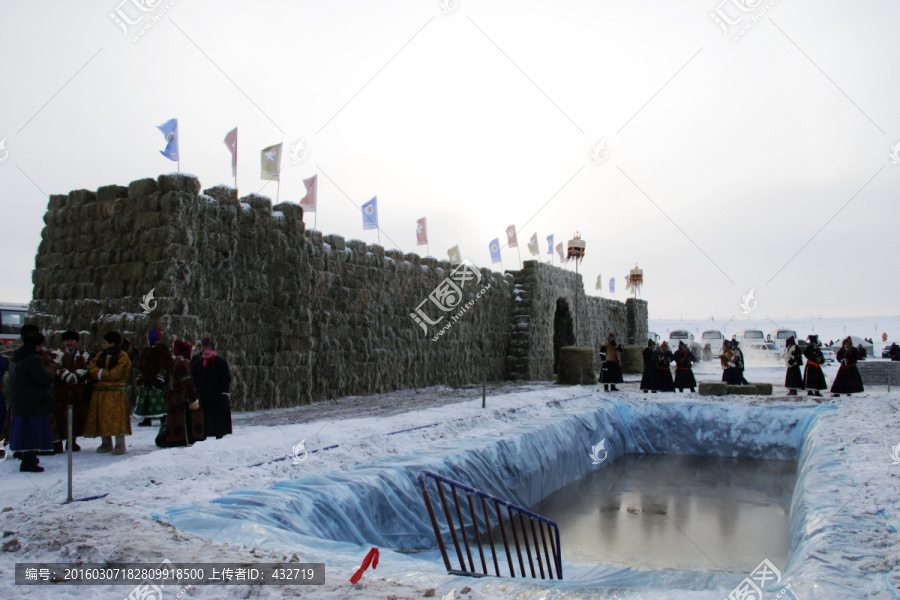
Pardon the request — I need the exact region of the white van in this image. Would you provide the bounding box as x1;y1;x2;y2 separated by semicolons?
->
766;329;798;351
733;329;765;345
0;302;29;346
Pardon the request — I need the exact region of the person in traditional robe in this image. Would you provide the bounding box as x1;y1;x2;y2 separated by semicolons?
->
135;328;170;427
84;332;132;454
731;339;749;385
782;336;804;396
673;341;697;393
802;335;826;398
640;339;658;393
720;340;740;385
8;330;55;472
156;339;206;448
192;337;232;440
599;333;624;392
832;337;864;397
654;341;675;392
52;330;91;452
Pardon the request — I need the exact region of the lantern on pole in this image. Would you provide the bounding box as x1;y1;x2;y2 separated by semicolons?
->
566;233;586;339
626;263;643;299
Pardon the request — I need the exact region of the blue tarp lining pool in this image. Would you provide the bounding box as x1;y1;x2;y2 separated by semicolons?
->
157;397;871;596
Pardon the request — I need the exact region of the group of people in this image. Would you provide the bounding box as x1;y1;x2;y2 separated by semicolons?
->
783;335;864;399
1;326;232;473
634;338;698;393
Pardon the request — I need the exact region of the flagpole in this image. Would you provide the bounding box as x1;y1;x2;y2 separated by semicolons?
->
276;177;281;203
377;228;381;246
516;246;522;270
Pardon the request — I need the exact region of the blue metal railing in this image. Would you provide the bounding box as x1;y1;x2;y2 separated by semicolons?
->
416;469;563;580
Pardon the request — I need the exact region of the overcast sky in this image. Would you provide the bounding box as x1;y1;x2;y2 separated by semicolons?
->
1;0;898;320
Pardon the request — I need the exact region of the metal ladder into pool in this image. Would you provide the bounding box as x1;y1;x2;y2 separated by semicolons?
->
416;470;563;580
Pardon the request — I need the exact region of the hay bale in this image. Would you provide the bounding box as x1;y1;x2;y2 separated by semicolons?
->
556;346;597;385
727;385;758;395
620;346;644;374
698;382;728;396
750;382;773;395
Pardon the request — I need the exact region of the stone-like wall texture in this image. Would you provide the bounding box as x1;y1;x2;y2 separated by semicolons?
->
30;174;647;409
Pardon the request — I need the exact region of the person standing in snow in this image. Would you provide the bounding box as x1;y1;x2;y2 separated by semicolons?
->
783;336;804;396
856;344;867;361
157;339;205;448
731;339;749;385
701;342;712;362
7;330;56;472
192;337;232;440
640;339;658;393
802;335;826;398
890;343;900;361
720;340;740;385
673;341;696;393
599;333;624;392
135;328;170;428
654;341;675;392
84;332;132;454
831;337;864;397
52;331;91;452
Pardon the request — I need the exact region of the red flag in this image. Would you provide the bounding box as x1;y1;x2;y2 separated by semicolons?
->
555;242;564;262
416;217;427;245
299;174;317;213
506;225;518;248
349;547;379;584
223;127;237;177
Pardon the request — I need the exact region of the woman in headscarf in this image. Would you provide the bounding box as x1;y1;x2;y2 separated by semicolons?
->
673;341;697;393
192;337;232;439
84;331;132;454
156;339;206;447
831;337;864;397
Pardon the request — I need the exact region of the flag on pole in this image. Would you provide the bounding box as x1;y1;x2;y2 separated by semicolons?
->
527;233;539;256
362;197;378;230
546;234;554;255
596;274;603;290
157;118;178;162
448;245;461;264
261;143;282;180
555;242;564;263
489;238;502;264
506;225;518;248
223;127;237;176
299;174;317;212
416;218;428;245
609;278;615;293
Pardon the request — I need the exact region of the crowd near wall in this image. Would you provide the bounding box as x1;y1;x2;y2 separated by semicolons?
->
29;174;648;410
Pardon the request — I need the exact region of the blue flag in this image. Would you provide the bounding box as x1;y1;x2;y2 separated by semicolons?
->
609;278;615;293
362;197;378;230
546;234;554;255
157;118;178;162
489;238;502;264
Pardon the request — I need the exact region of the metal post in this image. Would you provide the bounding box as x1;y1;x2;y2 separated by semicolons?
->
482;374;486;409
67;407;73;502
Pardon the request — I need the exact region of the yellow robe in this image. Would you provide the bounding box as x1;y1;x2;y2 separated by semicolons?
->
83;351;133;437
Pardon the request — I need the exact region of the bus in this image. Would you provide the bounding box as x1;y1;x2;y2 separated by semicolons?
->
0;303;29;346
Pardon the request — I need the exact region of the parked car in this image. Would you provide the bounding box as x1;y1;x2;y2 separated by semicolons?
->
883;346;893;359
648;331;661;345
700;330;724;359
669;330;701;362
733;329;765;344
746;342;781;362
0;302;28;346
821;348;836;364
766;329;798;351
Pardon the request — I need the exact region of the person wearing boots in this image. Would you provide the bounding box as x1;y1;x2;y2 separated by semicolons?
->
783;336;804;396
156;339;206;448
52;331;91;452
832;337;864;397
135;328;170;428
654;341;676;392
673;341;697;393
599;333;624;392
192;337;232;440
640;339;658;393
802;335;827;398
8;330;56;472
84;332;132;455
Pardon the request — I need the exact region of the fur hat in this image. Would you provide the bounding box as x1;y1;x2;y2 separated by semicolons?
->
173;339;193;359
20;324;40;337
200;337;213;348
103;331;122;345
148;327;161;346
62;330;80;341
785;336;795;347
22;331;45;348
647;339;656;347
678;341;686;349
807;334;818;344
607;332;616;340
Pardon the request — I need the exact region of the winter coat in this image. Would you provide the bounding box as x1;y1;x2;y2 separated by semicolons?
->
193;355;232;439
83;348;132;437
640;346;657;390
654;348;675;391
783;345;804;390
673;348;697;389
802;344;827;390
831;346;864;394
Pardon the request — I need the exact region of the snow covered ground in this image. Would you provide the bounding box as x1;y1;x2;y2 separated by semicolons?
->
1;365;898;600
